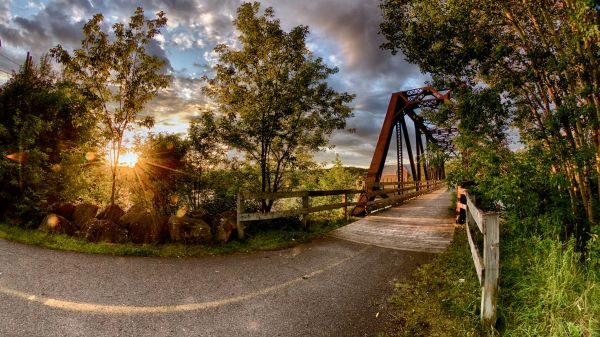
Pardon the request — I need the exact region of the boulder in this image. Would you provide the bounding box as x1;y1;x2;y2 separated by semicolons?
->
97;204;125;224
187;207;209;219
187;207;215;229
72;203;99;229
39;213;75;236
80;219;128;243
125;204;147;215
215;210;237;243
168;215;212;243
120;211;168;244
52;203;75;220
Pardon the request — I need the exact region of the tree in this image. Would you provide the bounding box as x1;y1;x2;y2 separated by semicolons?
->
203;2;354;211
0;56;98;223
134;133;190;216
380;0;599;251
51;7;171;205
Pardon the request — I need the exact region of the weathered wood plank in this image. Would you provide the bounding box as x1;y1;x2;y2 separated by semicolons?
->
330;189;453;253
241;189;363;200
466;193;484;232
466;221;484;284
481;212;500;327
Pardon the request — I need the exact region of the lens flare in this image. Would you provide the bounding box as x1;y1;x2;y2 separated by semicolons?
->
118;152;139;167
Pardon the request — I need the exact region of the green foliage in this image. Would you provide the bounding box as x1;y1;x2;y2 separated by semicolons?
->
132;133;191;216
203;2;354;211
0;218;344;257
386;221;600;337
380;0;600;251
386;227;481;337
499;236;600;337
51;7;171;205
0;57;98;225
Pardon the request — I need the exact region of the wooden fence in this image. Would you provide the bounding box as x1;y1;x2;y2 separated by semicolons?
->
457;186;500;327
235;179;446;239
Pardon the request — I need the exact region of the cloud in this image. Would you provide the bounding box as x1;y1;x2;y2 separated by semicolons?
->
2;0;433;167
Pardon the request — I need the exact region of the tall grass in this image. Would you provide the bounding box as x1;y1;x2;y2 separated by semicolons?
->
500;237;599;337
386;223;599;336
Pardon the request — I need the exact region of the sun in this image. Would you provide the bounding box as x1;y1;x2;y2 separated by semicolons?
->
118;152;139;167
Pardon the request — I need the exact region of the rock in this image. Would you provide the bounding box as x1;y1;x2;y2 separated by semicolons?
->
125;204;147;215
97;204;125;224
187;208;209;219
52;203;75;220
72;203;99;229
80;219;128;243
215;210;237;243
39;213;75;236
120;211;168;244
168;215;212;243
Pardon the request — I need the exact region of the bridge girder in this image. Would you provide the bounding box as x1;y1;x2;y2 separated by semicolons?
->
353;86;455;216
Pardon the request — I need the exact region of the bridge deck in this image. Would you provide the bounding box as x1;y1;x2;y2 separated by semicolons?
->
330;188;454;253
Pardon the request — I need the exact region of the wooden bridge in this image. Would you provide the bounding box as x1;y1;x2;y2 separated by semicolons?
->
330;188;453;253
238;180;453;253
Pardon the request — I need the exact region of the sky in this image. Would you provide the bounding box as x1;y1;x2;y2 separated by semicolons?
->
0;0;429;167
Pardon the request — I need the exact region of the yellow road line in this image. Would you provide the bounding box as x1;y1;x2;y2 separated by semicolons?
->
0;246;369;314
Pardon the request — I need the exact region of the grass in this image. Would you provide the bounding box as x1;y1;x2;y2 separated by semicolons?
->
384;226;482;337
0;218;347;258
384;223;600;337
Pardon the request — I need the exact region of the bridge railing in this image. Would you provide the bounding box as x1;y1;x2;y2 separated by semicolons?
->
236;179;446;237
457;186;500;328
362;180;445;214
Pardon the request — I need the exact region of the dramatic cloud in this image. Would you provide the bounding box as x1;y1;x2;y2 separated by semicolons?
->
1;0;429;167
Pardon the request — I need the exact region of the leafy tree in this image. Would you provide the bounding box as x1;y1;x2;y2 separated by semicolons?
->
51;7;171;205
203;2;354;212
0;56;98;223
380;0;599;251
133;133;190;216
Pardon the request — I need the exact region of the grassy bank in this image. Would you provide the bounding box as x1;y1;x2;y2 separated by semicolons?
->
385;225;600;336
0;219;346;257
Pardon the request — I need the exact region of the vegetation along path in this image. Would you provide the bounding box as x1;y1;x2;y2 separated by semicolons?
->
0;191;453;337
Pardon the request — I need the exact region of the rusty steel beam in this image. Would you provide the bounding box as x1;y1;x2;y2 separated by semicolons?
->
352;86;451;216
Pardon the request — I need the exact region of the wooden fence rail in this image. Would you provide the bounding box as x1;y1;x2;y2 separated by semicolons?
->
236;179;446;239
457;186;500;328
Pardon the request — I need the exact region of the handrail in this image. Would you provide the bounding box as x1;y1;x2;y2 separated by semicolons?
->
457;186;500;328
236;180;446;238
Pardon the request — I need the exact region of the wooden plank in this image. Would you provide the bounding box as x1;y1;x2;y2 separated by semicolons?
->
465;221;484;284
241;189;362;200
302;196;310;230
367;181;429;187
236;194;245;240
239;201;362;222
481;213;500;327
466;193;484;232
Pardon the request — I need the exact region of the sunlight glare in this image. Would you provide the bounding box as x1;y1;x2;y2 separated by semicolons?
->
118;152;139;167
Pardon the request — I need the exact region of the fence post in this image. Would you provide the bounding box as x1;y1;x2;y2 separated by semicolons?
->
302;195;310;231
481;213;499;327
342;193;348;224
236;193;245;240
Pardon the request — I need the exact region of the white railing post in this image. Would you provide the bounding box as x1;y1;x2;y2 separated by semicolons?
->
481;212;499;327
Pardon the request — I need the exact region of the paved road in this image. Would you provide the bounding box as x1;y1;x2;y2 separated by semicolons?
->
0;191;452;337
0;237;433;336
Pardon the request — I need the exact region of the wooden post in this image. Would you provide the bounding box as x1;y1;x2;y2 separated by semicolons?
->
236;194;245;240
342;193;348;224
481;213;499;327
302;195;310;231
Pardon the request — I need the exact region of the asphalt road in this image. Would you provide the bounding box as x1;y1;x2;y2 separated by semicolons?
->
0;236;433;336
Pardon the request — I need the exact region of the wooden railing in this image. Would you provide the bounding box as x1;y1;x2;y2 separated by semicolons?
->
457;186;500;328
236;179;446;239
